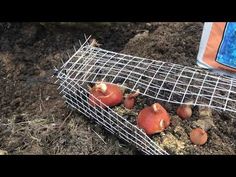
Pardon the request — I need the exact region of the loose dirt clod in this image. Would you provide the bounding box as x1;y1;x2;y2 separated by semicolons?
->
193;106;215;131
0;149;8;155
160;133;185;154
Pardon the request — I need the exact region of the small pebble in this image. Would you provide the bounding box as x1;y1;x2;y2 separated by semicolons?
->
45;96;50;101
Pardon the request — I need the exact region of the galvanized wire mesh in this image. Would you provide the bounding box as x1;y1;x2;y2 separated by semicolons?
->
56;37;236;155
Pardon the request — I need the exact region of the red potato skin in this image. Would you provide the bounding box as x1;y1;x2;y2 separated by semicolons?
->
124;97;135;109
177;105;192;120
89;83;123;108
137;103;170;135
190;128;208;145
123;90;139;109
89;89;106;108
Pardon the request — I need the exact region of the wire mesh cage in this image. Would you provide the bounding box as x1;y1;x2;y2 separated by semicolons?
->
55;37;236;155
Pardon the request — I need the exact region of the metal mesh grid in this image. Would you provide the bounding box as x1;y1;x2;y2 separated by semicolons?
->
57;43;236;113
56;38;236;155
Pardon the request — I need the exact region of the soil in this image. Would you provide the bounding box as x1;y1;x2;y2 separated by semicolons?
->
1;22;235;155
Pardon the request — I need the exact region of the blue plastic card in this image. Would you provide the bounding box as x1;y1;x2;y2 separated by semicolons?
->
216;22;236;69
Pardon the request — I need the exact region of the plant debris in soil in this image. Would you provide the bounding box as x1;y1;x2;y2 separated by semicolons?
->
1;22;236;155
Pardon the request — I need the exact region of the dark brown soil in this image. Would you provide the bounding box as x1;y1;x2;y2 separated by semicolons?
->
1;22;235;155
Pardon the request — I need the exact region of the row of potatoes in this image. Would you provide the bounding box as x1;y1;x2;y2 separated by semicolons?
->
88;81;209;146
